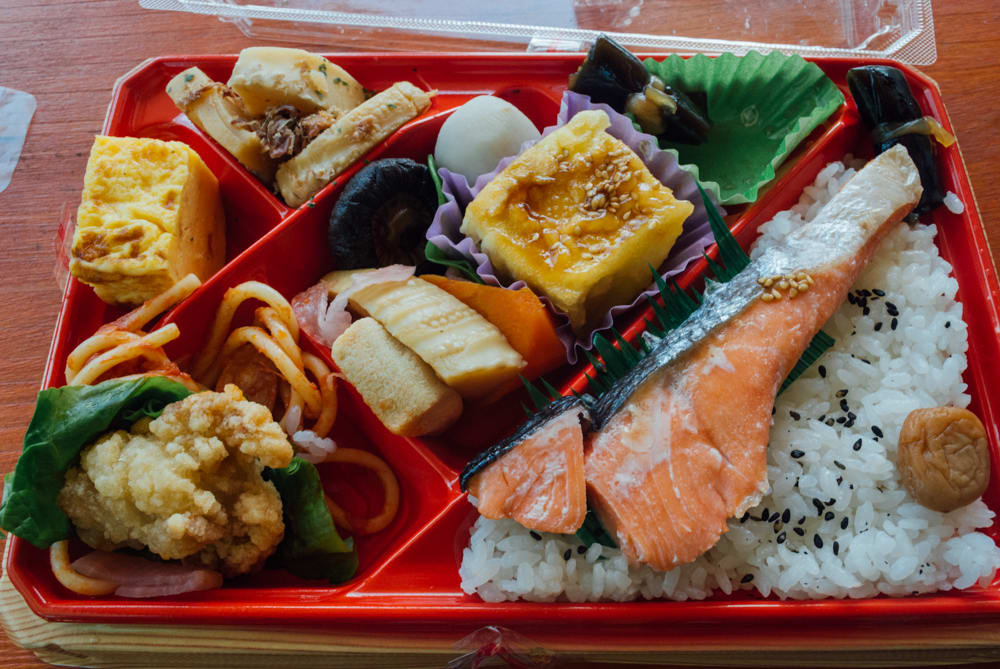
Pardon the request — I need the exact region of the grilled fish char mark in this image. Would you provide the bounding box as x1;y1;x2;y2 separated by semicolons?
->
585;145;923;571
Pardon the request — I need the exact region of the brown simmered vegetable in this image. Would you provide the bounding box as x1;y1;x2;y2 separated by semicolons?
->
237;105;338;160
897;407;990;512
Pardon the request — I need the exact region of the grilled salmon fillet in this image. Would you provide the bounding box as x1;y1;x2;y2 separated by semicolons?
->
584;145;922;570
462;396;588;535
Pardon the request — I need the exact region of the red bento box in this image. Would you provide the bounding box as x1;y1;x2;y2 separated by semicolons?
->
6;52;1000;653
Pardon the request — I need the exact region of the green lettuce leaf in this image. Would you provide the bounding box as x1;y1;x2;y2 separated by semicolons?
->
0;377;193;548
266;458;358;584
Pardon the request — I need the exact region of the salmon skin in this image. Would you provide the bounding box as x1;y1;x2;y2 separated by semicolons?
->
585;145;923;571
461;396;590;535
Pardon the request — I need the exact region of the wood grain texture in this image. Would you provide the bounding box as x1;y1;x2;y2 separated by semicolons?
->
0;1;999;666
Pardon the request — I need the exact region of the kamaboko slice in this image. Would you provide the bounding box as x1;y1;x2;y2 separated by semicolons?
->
322;270;524;399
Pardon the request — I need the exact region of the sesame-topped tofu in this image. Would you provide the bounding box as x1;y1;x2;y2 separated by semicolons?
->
70;136;226;305
461;110;693;336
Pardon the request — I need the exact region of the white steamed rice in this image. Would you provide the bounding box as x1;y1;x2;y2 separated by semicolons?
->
459;158;1000;602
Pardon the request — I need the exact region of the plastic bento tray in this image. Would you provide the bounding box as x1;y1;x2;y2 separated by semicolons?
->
7;52;1000;646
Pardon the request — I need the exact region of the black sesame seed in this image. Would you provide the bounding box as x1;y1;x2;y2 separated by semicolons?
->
874;289;885;297
861;358;871;365
844;419;856;428
741;573;755;583
853;439;862;451
793;527;805;536
740;511;750;523
814;535;824;549
836;476;843;485
798;516;806;525
841;517;849;530
834;460;846;471
812;498;825;514
818;365;827;378
862;306;871;316
840;399;850;412
891;318;898;330
563;549;572;560
825;418;835;426
945;321;951;329
833;541;840;556
848;411;857;420
791;449;805;459
769;512;780;523
761;507;770;520
872;426;884;438
836;417;847;424
789;410;801;421
530;531;541;540
772;406;776;416
782;509;791;523
836;389;848;398
847;293;857;305
577;545;587;554
851;329;856;336
886;302;899;316
819;414;826;422
827;498;836;506
860;289;872;297
824;511;835;521
874;322;883;331
776;532;787;545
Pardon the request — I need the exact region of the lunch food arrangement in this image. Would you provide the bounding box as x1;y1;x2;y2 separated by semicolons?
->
3;40;1000;637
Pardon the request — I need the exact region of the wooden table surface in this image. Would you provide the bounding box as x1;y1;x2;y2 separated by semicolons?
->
1;1;999;666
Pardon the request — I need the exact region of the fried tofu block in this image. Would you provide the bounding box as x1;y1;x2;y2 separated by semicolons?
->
461;109;693;335
70;136;226;305
331;318;462;437
276;82;431;207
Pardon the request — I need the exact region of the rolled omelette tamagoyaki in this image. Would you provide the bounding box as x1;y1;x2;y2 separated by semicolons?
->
461;144;922;573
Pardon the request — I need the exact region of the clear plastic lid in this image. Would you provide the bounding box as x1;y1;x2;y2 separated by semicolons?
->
140;0;936;64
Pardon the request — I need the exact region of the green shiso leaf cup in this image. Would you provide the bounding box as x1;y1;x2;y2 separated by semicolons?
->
645;51;845;205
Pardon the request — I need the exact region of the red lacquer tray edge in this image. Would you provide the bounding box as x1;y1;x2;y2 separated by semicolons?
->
5;52;1000;645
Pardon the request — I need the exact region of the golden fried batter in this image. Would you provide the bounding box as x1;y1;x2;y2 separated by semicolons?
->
59;385;293;577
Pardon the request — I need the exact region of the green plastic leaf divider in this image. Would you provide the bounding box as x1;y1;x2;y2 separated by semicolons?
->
424;154;484;284
427;153;446;206
521;374;556;412
574;509;618;549
779;330;836;396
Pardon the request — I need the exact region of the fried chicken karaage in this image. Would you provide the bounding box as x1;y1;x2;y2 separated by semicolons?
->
58;385;293;577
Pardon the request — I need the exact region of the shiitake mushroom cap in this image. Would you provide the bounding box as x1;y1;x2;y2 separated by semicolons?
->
327;158;438;270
